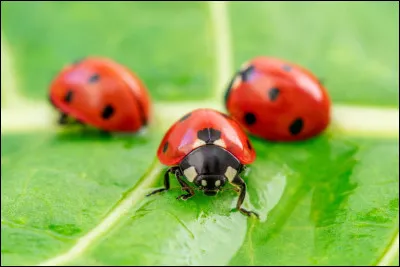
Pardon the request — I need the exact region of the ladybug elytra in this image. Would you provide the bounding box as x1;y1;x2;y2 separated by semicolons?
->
147;108;258;218
225;56;331;142
49;56;151;133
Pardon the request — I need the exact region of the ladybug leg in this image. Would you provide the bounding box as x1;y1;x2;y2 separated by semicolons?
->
58;113;69;125
71;118;85;125
239;165;248;174
175;170;195;201
146;167;175;197
232;175;259;218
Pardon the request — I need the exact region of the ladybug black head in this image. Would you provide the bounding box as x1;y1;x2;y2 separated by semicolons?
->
179;145;241;197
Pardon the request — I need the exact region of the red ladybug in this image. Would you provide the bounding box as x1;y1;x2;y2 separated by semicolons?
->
49;56;151;132
225;56;331;142
147;108;258;218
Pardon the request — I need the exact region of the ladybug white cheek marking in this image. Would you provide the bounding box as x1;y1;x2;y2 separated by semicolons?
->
213;139;226;148
193;139;207;149
183;166;198;182
215;180;221;187
201;180;207;186
225;166;237;182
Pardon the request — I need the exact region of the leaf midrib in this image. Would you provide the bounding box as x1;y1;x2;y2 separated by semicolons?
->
376;231;400;266
37;159;164;266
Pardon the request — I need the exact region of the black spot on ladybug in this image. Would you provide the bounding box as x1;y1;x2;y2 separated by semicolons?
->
268;88;280;101
64;90;73;103
101;104;114;119
163;142;169;153
244;113;256;125
240;65;255;82
289;118;303;135
246;139;252;150
283;65;292;72
179;112;192;122
89;74;100;83
197;128;221;144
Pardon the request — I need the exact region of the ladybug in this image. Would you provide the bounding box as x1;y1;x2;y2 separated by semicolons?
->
224;56;331;142
147;108;258;218
49;56;151;132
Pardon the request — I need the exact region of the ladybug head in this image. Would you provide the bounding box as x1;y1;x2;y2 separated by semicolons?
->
180;145;242;197
194;175;227;196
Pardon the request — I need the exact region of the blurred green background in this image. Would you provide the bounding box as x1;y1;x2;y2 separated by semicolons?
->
1;1;398;105
1;1;399;266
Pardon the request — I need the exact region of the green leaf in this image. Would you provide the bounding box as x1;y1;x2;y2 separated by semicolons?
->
1;131;161;265
1;2;399;266
2;134;398;265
